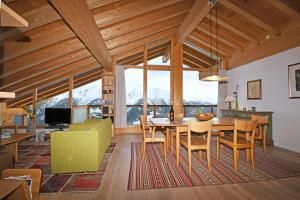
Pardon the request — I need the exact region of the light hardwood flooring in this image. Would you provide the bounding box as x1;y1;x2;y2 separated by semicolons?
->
40;135;300;200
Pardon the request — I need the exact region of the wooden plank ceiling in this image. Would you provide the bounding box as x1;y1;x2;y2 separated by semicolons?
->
1;0;300;107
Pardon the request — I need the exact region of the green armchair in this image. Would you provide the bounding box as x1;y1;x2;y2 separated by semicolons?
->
51;119;112;173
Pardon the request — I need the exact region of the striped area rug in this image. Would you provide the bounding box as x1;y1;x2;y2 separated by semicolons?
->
128;142;300;190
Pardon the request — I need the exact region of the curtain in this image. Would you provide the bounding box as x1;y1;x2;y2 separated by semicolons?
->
115;64;127;128
217;69;227;117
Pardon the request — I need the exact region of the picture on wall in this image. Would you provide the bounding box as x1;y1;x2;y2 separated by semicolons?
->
288;63;300;98
247;79;262;100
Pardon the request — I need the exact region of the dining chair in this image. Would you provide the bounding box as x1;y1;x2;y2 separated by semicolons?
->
180;120;213;173
169;113;187;152
251;114;269;156
140;115;167;161
1;168;42;200
217;119;257;172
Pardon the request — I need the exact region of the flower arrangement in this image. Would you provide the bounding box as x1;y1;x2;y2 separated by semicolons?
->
22;97;45;118
233;85;239;110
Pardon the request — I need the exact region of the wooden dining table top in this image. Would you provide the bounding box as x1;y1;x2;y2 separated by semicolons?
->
149;117;235;127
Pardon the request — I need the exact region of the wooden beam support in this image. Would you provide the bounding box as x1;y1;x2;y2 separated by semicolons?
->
50;0;112;70
170;37;183;114
143;46;148;120
177;0;211;44
69;76;73;108
229;26;300;69
183;44;215;66
0;3;28;27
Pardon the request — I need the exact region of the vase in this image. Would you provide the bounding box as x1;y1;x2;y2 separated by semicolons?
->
235;96;239;111
27;115;36;134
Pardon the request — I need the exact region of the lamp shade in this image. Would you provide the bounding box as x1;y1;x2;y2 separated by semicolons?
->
224;96;235;102
0;92;16;99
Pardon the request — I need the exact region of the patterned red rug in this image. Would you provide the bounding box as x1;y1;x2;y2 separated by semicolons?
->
15;143;116;193
128;142;300;190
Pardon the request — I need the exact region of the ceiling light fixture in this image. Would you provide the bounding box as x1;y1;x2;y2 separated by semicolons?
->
201;0;228;82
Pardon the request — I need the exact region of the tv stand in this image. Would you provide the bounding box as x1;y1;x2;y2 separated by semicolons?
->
45;124;69;131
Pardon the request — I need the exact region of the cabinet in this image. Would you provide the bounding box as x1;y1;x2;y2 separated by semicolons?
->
102;73;115;122
221;109;273;145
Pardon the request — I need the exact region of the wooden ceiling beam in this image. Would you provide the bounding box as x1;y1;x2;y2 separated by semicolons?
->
3;20;75;62
183;53;210;69
177;0;211;44
110;26;178;56
87;0;121;10
229;26;300;69
186;37;229;60
219;0;280;35
100;0;192;41
1;49;91;89
183;45;215;66
50;0;112;71
92;0;184;29
0;3;28;27
3;57;99;93
0;4;61;42
105;14;185;49
265;0;300;19
197;18;247;50
1;37;84;78
190;31;234;56
208;14;259;44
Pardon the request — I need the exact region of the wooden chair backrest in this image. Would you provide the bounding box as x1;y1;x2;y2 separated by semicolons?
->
188;120;212;146
234;119;257;143
139;115;146;139
251;114;268;124
1;168;42;200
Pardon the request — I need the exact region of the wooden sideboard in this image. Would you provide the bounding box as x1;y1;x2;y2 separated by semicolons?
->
221;109;273;145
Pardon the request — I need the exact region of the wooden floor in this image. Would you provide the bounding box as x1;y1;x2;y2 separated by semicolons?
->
40;135;300;200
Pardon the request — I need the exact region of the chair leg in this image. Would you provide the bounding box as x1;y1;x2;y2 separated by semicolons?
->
216;139;219;161
199;150;202;160
246;149;250;161
251;147;255;170
171;134;174;153
233;148;238;172
263;134;267;157
188;149;192;173
207;149;211;173
164;141;167;161
160;143;163;153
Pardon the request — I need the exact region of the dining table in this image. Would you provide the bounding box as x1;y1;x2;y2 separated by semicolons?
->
149;117;235;166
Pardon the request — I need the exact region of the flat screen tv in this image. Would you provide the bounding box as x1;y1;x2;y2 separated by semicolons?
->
44;108;71;125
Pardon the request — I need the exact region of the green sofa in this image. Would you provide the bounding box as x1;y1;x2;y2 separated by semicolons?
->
51;119;112;174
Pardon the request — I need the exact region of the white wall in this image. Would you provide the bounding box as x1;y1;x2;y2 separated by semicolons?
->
227;46;300;153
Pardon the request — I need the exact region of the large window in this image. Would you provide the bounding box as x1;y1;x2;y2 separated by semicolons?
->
147;56;170;66
183;71;218;116
147;70;170;118
125;69;143;125
73;80;102;106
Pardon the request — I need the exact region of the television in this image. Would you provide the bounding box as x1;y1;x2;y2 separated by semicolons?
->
44;108;71;125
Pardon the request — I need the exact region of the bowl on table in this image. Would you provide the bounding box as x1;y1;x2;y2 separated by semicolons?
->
195;113;214;121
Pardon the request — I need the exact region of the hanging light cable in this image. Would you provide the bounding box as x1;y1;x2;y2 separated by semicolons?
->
201;1;228;82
